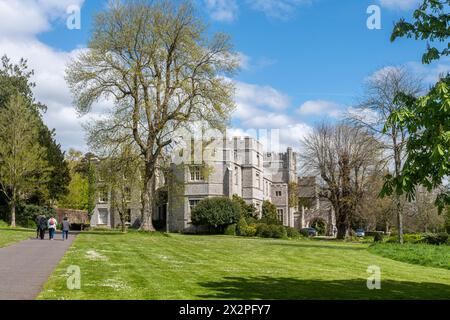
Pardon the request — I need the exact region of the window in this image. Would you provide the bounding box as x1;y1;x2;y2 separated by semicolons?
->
98;188;108;203
234;167;239;185
189;199;201;212
276;191;282;197
189;166;204;181
277;209;284;223
98;209;108;225
256;173;261;189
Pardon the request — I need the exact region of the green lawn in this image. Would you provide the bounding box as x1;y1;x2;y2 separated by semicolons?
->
0;229;34;248
368;243;450;270
37;232;450;300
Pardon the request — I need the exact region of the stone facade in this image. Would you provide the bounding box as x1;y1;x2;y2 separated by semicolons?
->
168;137;298;232
91;136;336;234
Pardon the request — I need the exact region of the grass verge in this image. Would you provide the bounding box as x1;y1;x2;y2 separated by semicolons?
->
38;232;450;300
368;243;450;270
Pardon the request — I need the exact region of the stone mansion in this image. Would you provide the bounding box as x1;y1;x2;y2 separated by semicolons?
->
90;136;336;234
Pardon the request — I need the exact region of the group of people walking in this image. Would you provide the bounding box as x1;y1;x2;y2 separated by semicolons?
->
36;215;71;241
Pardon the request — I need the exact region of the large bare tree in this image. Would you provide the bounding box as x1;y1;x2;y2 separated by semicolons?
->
349;67;422;243
301;123;383;239
66;0;237;231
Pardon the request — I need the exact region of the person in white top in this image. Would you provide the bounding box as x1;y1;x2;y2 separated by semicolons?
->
48;216;57;240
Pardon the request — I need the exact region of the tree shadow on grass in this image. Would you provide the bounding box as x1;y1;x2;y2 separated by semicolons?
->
197;276;450;300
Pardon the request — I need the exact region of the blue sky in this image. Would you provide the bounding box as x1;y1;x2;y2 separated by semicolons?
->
0;0;448;152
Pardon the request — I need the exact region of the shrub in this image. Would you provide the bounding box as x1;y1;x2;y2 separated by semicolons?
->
224;224;237;236
16;204;55;228
231;195;257;220
403;234;424;244
256;223;271;238
245;217;258;225
285;227;300;238
255;223;287;239
236;217;248;236
261;200;279;225
423;232;449;245
271;225;287;239
374;232;384;242
241;225;257;237
191;197;240;233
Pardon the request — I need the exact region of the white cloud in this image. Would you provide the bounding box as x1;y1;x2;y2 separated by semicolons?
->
297;100;343;118
347;107;380;126
378;0;421;10
0;0;89;152
235;81;290;111
406;59;450;84
243;113;292;128
227;123;312;153
0;0;84;37
205;0;239;22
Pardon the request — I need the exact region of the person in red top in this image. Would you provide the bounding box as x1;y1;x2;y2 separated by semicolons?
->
48;216;57;240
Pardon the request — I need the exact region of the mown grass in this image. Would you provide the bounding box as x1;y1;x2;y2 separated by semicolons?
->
368;243;450;270
0;228;34;248
37;232;450;300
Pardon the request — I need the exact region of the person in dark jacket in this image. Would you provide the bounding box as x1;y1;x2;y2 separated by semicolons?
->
35;215;42;239
38;216;47;240
62;217;71;241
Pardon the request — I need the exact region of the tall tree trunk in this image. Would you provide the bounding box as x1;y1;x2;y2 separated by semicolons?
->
396;196;404;244
140;170;156;232
336;209;347;240
10;191;16;228
393;135;404;244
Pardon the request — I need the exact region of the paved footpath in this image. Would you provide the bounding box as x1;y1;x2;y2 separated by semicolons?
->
0;234;76;300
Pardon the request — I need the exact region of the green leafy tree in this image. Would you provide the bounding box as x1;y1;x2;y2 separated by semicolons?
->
66;0;238;231
391;0;449;64
262;200;279;225
191;197;240;233
0;55;70;206
37;127;71;205
231;194;258;220
381;0;450;218
57;149;89;211
0;55;38;110
0;94;50;227
99;146;142;232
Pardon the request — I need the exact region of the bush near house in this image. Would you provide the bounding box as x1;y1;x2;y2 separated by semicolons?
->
240;225;257;237
285;226;301;238
236;217;248;236
260;200;280;225
231;195;257;220
224;224;237;236
191;197;240;234
255;223;287;239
